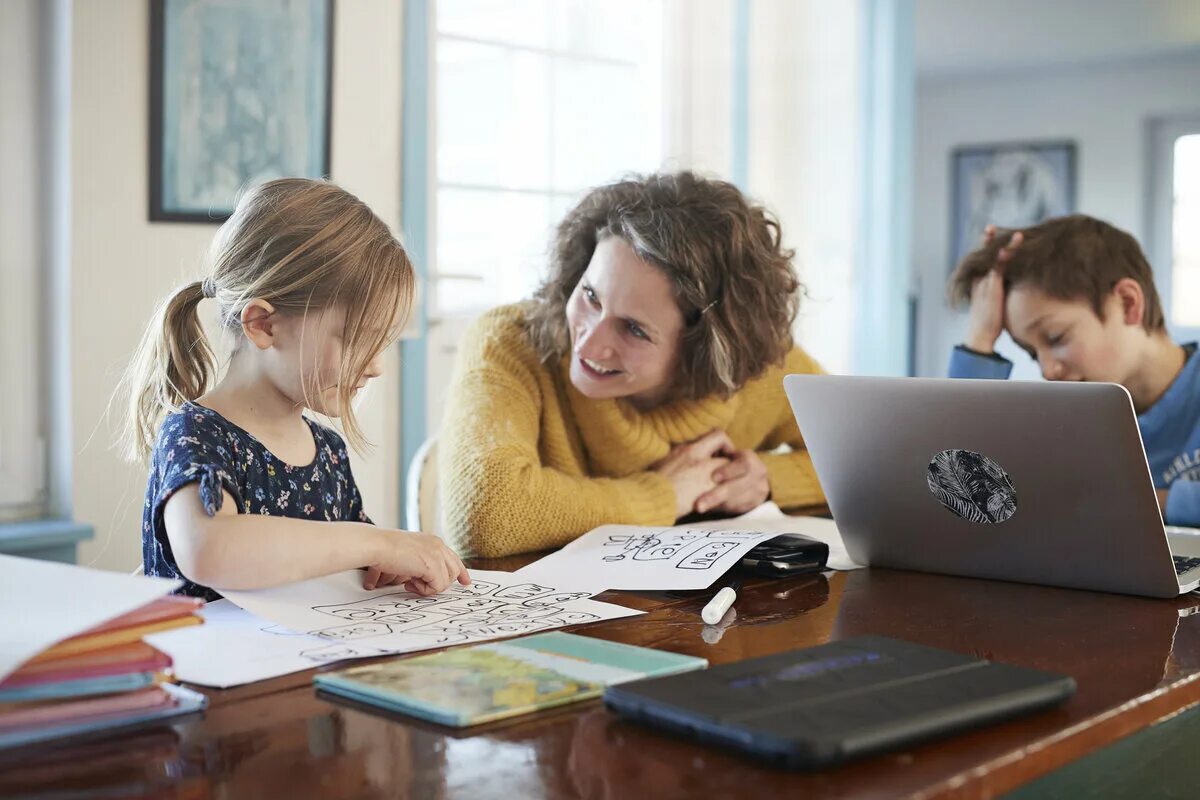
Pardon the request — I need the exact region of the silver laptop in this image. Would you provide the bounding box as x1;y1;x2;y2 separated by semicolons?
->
783;374;1200;598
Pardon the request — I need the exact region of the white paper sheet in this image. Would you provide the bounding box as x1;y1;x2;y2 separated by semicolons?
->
146;599;394;688
514;526;781;592
0;555;180;682
217;569;642;668
514;506;862;592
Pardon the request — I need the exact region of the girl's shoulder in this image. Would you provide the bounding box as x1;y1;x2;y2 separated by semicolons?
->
149;403;249;479
304;416;352;463
156;402;240;451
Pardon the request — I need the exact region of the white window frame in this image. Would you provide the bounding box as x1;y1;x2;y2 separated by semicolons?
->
0;0;48;519
1148;114;1200;345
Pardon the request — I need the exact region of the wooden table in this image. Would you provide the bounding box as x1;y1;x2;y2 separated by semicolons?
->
5;555;1200;799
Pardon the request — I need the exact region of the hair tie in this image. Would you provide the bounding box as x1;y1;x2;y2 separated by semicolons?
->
201;278;216;299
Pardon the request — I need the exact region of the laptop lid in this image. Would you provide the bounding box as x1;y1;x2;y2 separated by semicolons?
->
783;375;1183;598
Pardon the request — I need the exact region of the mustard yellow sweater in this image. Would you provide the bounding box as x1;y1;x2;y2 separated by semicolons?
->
439;304;826;558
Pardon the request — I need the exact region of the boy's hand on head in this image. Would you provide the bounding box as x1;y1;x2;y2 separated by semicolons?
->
965;225;1024;354
966;268;1005;353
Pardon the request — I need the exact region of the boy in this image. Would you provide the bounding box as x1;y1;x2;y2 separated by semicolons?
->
947;214;1200;527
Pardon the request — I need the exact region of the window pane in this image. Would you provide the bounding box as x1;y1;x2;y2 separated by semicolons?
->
550;0;663;62
435;188;554;313
1172;135;1200;327
552;58;658;192
437;40;550;190
433;1;665;320
437;0;551;49
438;0;660;61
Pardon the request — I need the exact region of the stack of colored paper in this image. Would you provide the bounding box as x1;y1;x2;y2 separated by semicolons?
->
0;592;209;749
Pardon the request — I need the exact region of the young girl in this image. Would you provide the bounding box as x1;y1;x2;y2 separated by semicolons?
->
123;178;468;601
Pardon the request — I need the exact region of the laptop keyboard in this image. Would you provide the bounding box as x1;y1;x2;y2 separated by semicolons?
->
1174;555;1200;576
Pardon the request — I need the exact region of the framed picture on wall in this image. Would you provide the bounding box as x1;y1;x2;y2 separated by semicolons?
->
149;0;334;223
949;141;1076;271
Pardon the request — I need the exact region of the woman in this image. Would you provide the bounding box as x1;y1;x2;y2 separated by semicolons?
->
439;171;825;557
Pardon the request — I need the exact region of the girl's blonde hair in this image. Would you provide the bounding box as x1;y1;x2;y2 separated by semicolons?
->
121;178;414;461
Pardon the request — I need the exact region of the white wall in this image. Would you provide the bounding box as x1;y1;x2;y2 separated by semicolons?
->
912;54;1200;379
69;0;404;573
0;0;47;512
916;0;1200;77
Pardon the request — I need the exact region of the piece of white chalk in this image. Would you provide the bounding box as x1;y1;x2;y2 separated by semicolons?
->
701;584;739;625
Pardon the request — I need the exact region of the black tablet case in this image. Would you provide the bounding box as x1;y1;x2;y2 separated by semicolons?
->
603;635;1075;769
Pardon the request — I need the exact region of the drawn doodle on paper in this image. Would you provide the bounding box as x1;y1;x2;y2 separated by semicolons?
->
677;540;739;570
599;529;762;570
260;624;308;636
257;623;397;662
299;643;393;663
301;580;600;646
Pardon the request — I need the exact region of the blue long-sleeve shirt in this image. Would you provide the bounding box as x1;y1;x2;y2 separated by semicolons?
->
948;344;1200;527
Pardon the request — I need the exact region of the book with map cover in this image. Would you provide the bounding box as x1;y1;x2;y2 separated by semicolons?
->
313;632;707;727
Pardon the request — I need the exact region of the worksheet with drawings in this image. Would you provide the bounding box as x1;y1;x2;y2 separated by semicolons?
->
220;569;642;657
146;599;391;688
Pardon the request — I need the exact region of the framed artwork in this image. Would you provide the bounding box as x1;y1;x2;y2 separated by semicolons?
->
149;0;334;222
950;141;1076;271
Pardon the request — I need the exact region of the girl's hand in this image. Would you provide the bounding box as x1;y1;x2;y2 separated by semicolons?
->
653;430;732;519
364;530;470;594
695;448;770;515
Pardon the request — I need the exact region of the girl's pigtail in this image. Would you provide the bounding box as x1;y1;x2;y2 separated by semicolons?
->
120;281;216;461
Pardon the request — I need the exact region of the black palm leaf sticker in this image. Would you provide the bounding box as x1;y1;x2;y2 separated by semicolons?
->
927;449;1017;524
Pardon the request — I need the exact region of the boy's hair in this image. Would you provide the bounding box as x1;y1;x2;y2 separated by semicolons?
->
525;171;802;400
948;214;1164;331
121;178;414;461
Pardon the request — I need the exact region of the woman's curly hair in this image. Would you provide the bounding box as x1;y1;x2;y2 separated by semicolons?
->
525;171;802;401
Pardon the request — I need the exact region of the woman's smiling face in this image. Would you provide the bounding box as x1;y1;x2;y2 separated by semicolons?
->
564;236;685;408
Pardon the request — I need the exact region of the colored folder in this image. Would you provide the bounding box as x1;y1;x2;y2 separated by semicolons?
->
0;672;158;703
0;684;207;750
79;596;203;636
0;685;176;731
26;615;201;664
0;641;173;688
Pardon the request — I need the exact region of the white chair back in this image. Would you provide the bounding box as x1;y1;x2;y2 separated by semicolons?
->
405;437;441;537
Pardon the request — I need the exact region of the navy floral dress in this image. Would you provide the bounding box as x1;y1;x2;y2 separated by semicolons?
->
142;402;371;600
